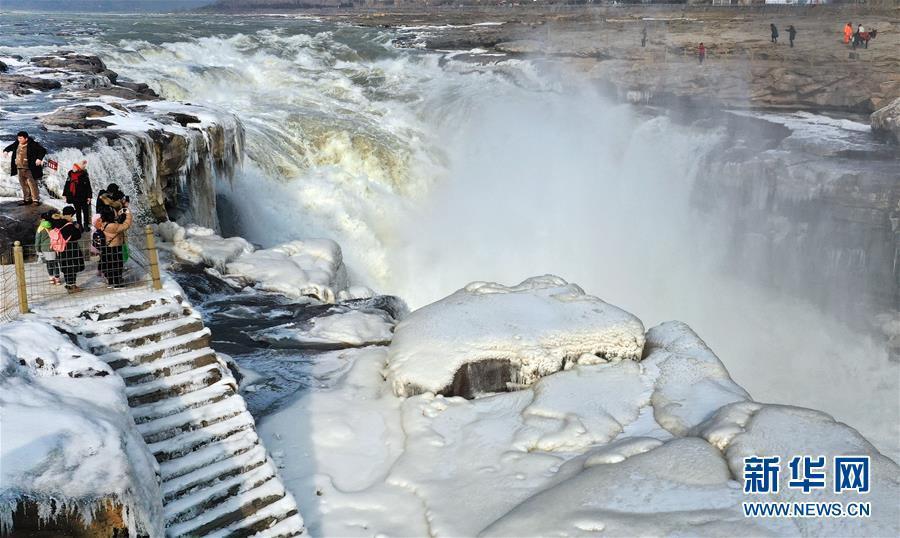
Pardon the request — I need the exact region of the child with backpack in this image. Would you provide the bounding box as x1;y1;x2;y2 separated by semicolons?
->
34;211;60;285
52;206;85;293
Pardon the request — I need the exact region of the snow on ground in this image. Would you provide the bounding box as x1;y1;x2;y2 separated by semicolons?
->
259;276;899;537
0;320;163;537
386;275;645;397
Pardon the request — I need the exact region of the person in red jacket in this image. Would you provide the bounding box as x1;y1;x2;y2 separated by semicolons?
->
698;42;706;65
63;160;93;228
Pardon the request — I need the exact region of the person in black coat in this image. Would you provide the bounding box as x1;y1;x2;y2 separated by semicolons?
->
63;160;93;228
55;206;85;293
3;131;47;205
770;23;779;44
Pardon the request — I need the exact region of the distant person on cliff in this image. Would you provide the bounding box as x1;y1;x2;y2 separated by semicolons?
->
35;210;60;286
641;26;647;48
698;43;706;65
64;160;92;228
787;25;797;48
2;131;47;206
770;24;779;44
844;22;852;45
54;206;84;293
98;202;133;288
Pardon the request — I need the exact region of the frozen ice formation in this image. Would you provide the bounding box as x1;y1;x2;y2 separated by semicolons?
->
0;321;163;537
155;222;362;303
386;275;645;398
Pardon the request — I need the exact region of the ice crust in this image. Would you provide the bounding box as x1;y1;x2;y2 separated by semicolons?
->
259;284;898;537
386;275;646;397
0;320;163;537
253;309;394;348
155;222;360;303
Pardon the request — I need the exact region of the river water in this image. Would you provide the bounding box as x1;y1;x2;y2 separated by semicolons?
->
1;13;896;459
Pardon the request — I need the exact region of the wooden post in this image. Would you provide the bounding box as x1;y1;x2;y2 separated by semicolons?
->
145;226;162;291
13;241;28;314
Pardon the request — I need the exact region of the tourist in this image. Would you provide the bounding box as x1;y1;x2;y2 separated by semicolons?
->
641;26;647;48
843;22;852;44
99;201;133;288
698;42;706;65
2;131;47;206
34;211;60;286
63;160;93;229
770;24;778;44
56;206;85;293
787;25;797;48
96;183;126;215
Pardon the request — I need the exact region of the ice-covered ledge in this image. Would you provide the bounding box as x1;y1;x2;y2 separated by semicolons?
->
0;51;244;230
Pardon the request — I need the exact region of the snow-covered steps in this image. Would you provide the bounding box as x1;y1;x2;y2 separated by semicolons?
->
87;316;206;355
31;290;304;537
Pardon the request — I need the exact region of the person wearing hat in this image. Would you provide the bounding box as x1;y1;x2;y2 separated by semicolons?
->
98;199;132;288
96;182;125;215
64;160;93;228
3;131;47;206
34;210;61;285
56;206;85;293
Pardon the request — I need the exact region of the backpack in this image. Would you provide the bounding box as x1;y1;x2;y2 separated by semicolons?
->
92;224;108;250
49;228;68;253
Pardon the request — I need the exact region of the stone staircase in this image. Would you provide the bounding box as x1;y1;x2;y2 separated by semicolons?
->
36;290;304;538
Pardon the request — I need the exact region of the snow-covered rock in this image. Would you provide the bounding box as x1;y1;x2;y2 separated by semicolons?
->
482;437;793;537
643;321;751;435
0;320;163;537
385;275;645;398
155;222;359;304
252;309;395;349
224;239;350;303
696;402;900;537
155;221;253;271
260;308;899;538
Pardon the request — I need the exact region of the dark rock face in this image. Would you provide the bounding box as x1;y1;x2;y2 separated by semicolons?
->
871;97;900;144
693;119;900;320
0;201;57;264
41;105;115;130
0;60;7;73
0;74;62;95
31;52;119;83
440;359;514;400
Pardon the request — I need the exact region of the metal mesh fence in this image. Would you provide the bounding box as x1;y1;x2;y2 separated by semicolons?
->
1;228;155;319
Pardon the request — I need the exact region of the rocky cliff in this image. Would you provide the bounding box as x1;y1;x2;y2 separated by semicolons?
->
0;51;243;230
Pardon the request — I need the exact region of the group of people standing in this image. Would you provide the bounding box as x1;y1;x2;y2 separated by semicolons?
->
32;161;134;293
843;22;876;49
770;24;798;47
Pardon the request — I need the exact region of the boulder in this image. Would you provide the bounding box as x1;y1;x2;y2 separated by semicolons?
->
0;74;62;95
31;53;115;81
385;275;645;398
0;201;57;264
871;97;900;144
40;105;114;130
0;60;7;73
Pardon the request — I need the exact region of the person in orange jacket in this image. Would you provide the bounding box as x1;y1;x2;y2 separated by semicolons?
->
843;22;852;44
